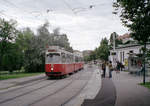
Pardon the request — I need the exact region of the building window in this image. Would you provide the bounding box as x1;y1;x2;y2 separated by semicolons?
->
129;50;134;53
111;52;116;55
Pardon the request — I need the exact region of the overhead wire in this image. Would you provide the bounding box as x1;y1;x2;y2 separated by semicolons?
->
2;0;18;8
0;9;18;19
0;0;109;31
61;0;77;15
1;0;44;19
59;0;111;48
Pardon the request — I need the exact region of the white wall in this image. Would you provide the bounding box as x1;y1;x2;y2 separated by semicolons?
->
110;44;150;67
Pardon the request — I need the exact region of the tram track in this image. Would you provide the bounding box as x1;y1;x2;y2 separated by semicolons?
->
29;68;94;106
28;70;86;106
0;80;58;104
60;69;94;106
28;79;74;106
0;69;84;105
0;77;47;95
0;67;94;106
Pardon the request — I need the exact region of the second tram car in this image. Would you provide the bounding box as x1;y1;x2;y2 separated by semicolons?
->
45;46;84;77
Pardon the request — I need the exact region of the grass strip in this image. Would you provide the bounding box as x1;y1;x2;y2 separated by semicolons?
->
139;82;150;90
0;72;44;80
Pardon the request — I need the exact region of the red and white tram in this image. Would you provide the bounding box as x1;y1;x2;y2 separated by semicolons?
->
45;46;84;77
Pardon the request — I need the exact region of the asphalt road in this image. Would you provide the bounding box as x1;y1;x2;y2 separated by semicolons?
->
0;66;98;106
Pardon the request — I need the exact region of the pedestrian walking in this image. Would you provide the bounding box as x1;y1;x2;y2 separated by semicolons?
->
109;61;113;78
116;61;120;73
120;62;124;71
101;61;106;78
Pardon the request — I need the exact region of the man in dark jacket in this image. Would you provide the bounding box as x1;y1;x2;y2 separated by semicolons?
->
102;61;106;78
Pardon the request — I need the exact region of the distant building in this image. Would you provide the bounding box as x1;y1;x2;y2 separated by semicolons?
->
109;33;150;75
74;50;83;57
117;33;134;44
109;43;150;71
82;50;93;57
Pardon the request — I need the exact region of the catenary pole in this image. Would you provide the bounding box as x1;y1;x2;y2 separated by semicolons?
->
143;43;146;84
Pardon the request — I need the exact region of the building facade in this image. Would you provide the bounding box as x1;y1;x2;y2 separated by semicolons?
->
109;44;150;68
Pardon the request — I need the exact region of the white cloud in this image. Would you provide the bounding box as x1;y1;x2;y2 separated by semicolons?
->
0;0;128;51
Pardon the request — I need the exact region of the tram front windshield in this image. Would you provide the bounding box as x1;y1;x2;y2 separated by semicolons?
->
46;53;61;63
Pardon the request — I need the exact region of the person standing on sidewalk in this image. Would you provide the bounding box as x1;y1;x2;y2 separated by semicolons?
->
116;61;120;73
109;61;113;78
102;61;106;78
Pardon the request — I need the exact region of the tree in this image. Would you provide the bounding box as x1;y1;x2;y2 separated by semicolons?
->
16;28;34;52
52;28;73;52
0;19;74;73
85;38;110;62
97;38;109;61
23;22;52;73
113;0;150;84
24;22;73;72
0;19;18;60
2;43;23;73
24;36;45;72
16;28;35;72
0;18;21;72
113;0;150;43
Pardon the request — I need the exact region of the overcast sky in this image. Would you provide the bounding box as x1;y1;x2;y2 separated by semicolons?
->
0;0;128;51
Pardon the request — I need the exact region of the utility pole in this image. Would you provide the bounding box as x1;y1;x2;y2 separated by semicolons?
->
113;32;116;51
143;43;146;84
112;32;116;67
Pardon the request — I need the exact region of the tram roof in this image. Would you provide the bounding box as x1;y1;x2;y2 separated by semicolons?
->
46;46;83;57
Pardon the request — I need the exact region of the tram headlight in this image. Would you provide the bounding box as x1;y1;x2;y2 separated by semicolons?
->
51;67;53;71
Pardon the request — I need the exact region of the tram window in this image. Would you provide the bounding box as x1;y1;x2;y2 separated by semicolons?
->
68;54;73;63
79;57;82;62
66;54;71;63
70;55;73;62
61;53;66;63
75;56;78;62
46;53;61;63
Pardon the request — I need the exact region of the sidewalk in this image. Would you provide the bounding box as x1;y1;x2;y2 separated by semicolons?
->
0;73;45;90
82;78;116;106
82;71;150;106
113;71;150;106
65;69;102;106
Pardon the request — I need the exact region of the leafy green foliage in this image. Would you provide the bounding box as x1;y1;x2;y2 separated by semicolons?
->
2;43;23;72
0;19;22;72
0;18;73;73
97;38;109;61
113;0;150;44
16;28;34;52
113;0;150;84
24;36;45;72
85;38;109;61
22;22;73;72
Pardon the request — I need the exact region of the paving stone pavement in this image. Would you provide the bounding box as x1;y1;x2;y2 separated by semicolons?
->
81;78;116;106
113;71;150;106
82;71;150;106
